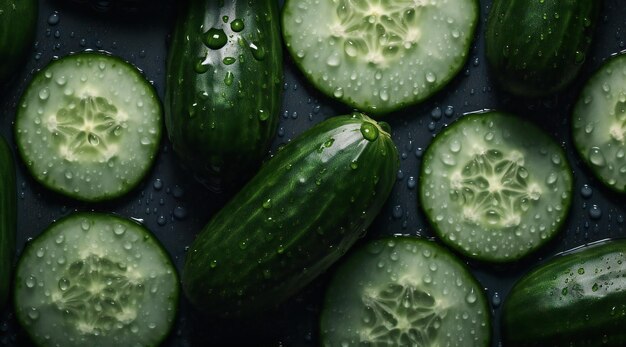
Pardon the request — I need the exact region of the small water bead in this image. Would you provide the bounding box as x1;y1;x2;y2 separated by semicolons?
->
326;55;341;67
407;176;417;189
25;276;36;288
27;308;40;320
157;215;167;226
380;89;389;101
589;205;602;220
580;184;593;199
589;147;606;167
173;207;187;220
425;71;437;83
47;12;60;26
58;277;70;291
466;291;477;304
491;292;501;307
333;87;344;98
222;57;236;65
431;107;442;120
392;205;403;219
39;88;50;101
230;19;245;32
360;122;379;141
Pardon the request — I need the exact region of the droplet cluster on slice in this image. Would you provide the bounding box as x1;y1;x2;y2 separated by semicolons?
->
14;213;179;347
572;53;626;193
282;0;478;114
15;51;162;202
419;112;573;262
321;237;490;347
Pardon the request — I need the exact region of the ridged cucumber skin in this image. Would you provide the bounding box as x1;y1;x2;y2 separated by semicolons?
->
0;0;38;83
486;0;601;97
165;0;282;191
502;240;626;347
0;136;16;308
182;113;399;317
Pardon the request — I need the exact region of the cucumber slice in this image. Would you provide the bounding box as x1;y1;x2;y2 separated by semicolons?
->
320;237;490;347
282;0;478;115
15;51;162;202
419;112;573;263
572;53;626;193
14;212;179;347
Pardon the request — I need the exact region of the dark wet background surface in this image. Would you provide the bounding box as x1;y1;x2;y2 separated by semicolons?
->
1;0;625;345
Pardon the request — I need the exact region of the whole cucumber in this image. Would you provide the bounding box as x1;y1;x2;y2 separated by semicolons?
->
183;113;399;317
0;0;38;84
165;0;282;191
485;0;601;97
0;136;16;308
502;239;626;346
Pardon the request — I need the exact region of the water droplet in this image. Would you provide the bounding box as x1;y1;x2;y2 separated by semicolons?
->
350;161;358;170
222;57;236;65
360;122;379;141
449;140;461;153
392;205;403;219
589;147;606;167
58;277;70;291
577;267;585;275
344;40;358;57
27;308;39;320
333;87;344;98
326;55;340;67
262;199;272;209
55;234;64;244
425;71;437;83
466;290;477;304
249;42;266;60
492;292;501;307
81;220;90;231
39;88;50;101
114;224;127;236
224;71;234;86
210;260;218;268
203;28;228;49
25;276;36;288
47;12;60;26
85;133;100;146
407;176;416;189
589;205;602;220
230;19;245;32
580;184;593;199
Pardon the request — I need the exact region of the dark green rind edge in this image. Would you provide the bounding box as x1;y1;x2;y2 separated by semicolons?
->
13;212;180;347
14;50;163;203
0;0;38;84
418;111;574;263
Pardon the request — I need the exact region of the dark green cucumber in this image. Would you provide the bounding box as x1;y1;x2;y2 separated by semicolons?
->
165;0;282;191
502;239;626;347
485;0;601;97
0;0;38;83
0;136;16;308
183;113;399;317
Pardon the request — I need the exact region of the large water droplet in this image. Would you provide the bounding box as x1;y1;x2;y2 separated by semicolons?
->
360;122;379;141
203;28;228;49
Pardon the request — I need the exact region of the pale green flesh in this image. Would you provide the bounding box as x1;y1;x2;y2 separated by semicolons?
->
15;52;162;201
420;112;573;262
14;213;178;347
321;237;490;347
573;54;626;193
282;0;477;114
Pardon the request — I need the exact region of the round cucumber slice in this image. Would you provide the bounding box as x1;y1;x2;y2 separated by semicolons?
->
282;0;479;115
320;237;490;347
572;53;626;193
15;51;162;202
419;112;573;263
14;212;179;347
